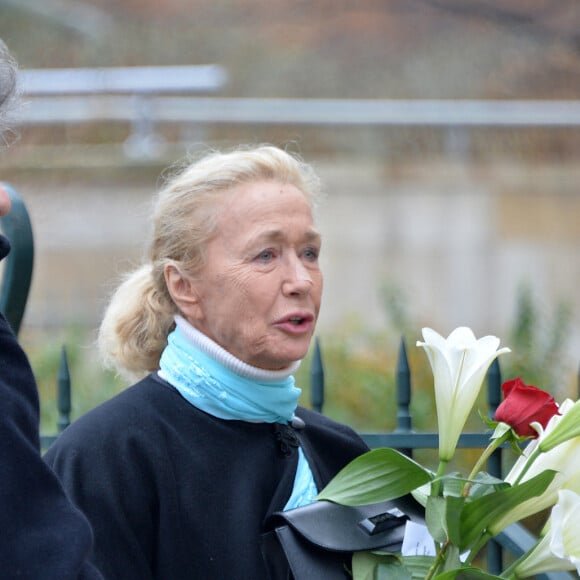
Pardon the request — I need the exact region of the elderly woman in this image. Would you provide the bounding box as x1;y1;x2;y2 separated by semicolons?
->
44;145;369;579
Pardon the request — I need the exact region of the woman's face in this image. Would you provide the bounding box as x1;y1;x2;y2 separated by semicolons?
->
180;180;323;370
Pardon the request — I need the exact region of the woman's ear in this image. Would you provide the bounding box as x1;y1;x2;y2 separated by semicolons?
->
164;263;202;321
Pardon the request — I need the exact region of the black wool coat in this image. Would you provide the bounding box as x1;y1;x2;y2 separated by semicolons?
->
0;235;102;580
44;373;369;580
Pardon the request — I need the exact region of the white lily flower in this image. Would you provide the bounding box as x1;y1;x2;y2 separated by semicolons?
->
506;399;576;484
513;490;580;578
540;398;580;452
417;327;510;462
489;400;580;534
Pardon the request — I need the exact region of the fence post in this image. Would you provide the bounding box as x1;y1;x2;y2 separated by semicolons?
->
486;359;503;478
395;337;413;457
57;346;72;433
486;358;503;574
310;337;324;413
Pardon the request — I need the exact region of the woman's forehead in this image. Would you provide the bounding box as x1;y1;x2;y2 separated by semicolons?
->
219;181;312;220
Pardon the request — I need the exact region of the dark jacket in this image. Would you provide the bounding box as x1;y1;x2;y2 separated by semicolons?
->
0;235;102;580
44;373;369;579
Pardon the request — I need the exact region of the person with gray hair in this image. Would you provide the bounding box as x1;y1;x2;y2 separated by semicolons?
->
0;37;103;579
0;38;17;217
0;38;17;136
44;145;370;579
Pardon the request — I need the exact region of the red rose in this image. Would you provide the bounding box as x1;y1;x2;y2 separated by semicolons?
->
494;377;559;438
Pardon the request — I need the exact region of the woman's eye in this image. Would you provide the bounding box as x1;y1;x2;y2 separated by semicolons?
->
256;249;275;262
303;247;320;261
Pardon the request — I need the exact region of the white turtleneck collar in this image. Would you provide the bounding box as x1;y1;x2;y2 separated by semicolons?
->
174;314;302;381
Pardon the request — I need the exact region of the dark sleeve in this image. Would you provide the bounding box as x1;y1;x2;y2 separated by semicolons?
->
295;406;370;490
0;234;10;261
44;394;161;580
0;239;103;579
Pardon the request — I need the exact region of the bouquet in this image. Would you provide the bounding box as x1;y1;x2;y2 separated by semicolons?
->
317;327;580;579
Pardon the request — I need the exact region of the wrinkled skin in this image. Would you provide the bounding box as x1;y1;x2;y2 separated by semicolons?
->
165;180;323;370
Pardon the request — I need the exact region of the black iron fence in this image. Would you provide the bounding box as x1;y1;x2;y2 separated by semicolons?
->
36;337;574;578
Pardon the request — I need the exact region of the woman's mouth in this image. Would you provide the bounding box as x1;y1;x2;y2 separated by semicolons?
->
276;313;314;333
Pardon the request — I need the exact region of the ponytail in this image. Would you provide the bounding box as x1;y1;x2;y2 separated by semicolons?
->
98;264;176;381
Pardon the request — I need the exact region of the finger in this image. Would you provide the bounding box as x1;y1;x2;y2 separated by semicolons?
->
0;184;11;216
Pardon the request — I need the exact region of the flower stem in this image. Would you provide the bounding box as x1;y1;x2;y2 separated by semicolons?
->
463;430;511;497
512;447;541;486
500;556;525;579
431;459;449;497
425;539;450;580
423;459;451;579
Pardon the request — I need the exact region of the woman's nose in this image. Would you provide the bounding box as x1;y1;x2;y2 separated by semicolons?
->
282;256;313;295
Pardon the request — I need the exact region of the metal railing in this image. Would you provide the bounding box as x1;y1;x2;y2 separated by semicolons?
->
16;65;228;157
18;65;228;97
11;67;580;162
14;94;580;127
37;336;574;579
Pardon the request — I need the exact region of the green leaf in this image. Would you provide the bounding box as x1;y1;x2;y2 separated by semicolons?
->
352;552;410;580
317;448;433;505
453;469;557;550
439;473;466;498
443;496;465;548
479;414;531;448
426;496;448;543
478;410;497;431
352;551;379;580
434;566;503;579
399;556;436;579
411;483;430;507
470;471;504;486
467;472;508;500
437;472;505;500
490;421;511;440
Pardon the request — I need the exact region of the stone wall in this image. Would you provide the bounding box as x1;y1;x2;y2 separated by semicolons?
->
10;157;579;382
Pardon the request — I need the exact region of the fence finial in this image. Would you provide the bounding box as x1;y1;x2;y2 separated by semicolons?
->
395;337;412;433
57;346;72;433
487;358;502;416
310;337;324;413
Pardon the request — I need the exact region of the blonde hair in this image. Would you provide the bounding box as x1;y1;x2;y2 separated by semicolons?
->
98;145;322;381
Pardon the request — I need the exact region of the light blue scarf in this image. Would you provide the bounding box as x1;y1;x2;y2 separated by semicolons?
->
158;316;318;510
159;316;302;424
284;448;319;510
